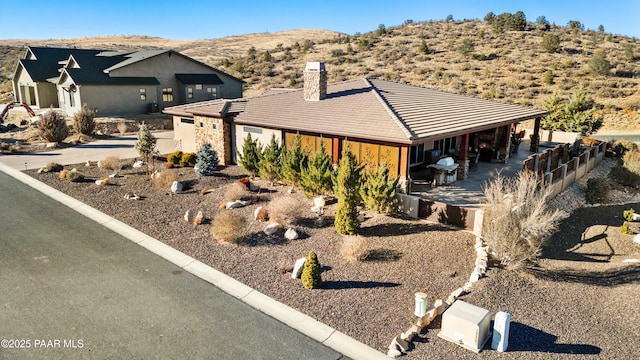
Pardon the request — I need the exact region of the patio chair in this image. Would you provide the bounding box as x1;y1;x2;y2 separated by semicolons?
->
469;152;480;171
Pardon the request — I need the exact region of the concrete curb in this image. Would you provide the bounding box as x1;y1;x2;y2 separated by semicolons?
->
0;162;388;360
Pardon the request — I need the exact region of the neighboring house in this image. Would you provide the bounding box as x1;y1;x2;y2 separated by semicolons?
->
164;62;548;184
12;46;243;116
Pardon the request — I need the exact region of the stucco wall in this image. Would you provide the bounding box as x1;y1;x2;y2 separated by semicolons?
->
235;124;282;157
173;116;197;153
68;84;159;116
108;52;242;109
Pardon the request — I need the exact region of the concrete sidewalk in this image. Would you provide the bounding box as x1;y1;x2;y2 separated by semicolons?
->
0;146;388;359
0;131;176;170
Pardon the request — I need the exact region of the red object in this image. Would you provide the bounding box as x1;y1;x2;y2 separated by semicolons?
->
1;102;36;120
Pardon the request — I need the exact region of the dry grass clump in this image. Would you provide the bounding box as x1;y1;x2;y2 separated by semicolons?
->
268;195;305;226
151;171;177;189
98;156;121;171
482;171;566;269
340;235;367;261
116;121;128;136
44;162;63;172
211;211;247;244
59;168;84;182
224;182;251;201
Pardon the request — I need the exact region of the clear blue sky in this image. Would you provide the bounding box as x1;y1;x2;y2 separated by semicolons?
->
1;0;638;40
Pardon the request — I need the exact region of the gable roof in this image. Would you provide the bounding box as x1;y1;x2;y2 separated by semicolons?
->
166;78;548;145
18;47;103;82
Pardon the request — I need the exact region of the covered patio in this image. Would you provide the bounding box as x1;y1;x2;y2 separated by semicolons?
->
408;139;535;207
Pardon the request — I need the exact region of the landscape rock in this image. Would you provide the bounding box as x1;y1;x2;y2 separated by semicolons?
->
124;192;141;200
291;257;306;279
387;348;402;358
313;196;326;208
85;160;94;167
254;206;268;221
284;228;299;240
263;222;281;236
226;201;244;209
193;210;204;225
394;336;409;353
311;205;324;215
184;209;192;222
95;178;110;186
171;181;183;194
132;160;144;168
634;234;640;246
109;173;122;178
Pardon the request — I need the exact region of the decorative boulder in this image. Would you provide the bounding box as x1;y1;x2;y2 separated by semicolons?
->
311;205;324;215
171;181;183;194
95;178;110;186
634;233;640;246
284;228;299;240
313;196;326;208
184;209;192;222
193;210;204;226
132;160;144;168
264;222;281;236
291;257;306;279
254;206;268;222
226;201;243;209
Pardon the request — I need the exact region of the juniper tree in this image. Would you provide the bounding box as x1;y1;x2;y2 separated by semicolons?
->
237;133;262;178
195;142;219;176
360;163;399;214
135;123;157;173
301;251;322;289
540;87;603;136
280;134;307;187
299;141;333;197
334;145;362;235
257;134;281;185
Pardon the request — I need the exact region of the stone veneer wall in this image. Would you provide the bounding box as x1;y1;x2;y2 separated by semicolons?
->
456;159;469;180
194;116;232;165
303;70;327;101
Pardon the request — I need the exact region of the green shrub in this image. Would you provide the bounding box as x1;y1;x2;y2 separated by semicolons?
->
361;164;399;214
73;103;96;135
280;134;307;187
299;141;334;198
167;150;183;164
620;222;633;235
257;134;281;184
301;251;322;289
179;152;197;167
38;107;69;143
623;209;635;222
585;178;610;204
237;133;262;177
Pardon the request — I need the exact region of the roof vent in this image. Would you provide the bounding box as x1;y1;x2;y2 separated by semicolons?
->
303;62;327;101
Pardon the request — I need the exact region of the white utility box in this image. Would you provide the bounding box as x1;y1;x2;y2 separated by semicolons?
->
438;300;491;353
491;311;511;352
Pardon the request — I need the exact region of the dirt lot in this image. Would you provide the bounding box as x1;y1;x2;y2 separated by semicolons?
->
23;155;640;359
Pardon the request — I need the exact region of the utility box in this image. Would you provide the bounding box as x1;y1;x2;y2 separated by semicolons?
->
491;311;511;352
438;300;491;353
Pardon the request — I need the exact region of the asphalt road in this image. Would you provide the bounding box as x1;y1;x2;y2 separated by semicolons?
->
0;171;345;360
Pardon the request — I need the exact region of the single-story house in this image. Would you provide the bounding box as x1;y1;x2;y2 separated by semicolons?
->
12;46;243;116
164;62;548;184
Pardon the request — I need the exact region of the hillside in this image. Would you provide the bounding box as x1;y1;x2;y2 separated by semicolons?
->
1;20;639;132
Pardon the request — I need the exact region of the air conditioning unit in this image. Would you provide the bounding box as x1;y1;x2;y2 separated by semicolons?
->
438;300;491;353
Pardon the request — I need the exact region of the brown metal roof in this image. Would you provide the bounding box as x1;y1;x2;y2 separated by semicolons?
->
168;78;547;145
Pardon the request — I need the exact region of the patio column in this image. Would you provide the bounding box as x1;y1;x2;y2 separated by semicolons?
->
456;133;470;180
530;117;541;152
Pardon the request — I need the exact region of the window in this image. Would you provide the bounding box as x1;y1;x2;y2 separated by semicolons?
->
162;87;173;102
207;87;217;99
243;126;262;134
187;87;193;99
199;121;204;128
69;91;76;107
409;143;425;166
195;84;203;90
180;118;194;125
140;88;146;101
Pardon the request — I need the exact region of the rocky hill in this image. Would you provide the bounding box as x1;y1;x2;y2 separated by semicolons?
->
2;19;639;131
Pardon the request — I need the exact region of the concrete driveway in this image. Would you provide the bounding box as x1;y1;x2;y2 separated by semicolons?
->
0;131;176;171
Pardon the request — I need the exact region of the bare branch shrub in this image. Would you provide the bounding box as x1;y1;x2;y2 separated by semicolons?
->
44;162;63;172
268;195;305;226
211;211;247;244
117;121;129;136
98;156;122;172
151;171;177;189
223;182;251;201
482;171;566;269
38;107;69;143
340;235;367;261
73;104;96;135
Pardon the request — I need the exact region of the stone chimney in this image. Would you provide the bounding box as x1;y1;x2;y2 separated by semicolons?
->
303;62;327;101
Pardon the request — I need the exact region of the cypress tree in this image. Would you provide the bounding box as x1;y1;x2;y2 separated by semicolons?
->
135;122;157;173
334;145;362;235
257;134;281;185
237;133;262;178
195;142;219;176
361;163;399;214
280;134;307;187
299;141;333;197
301;251;322;289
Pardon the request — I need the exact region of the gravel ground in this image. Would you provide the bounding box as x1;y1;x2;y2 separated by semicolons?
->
25;158;640;359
